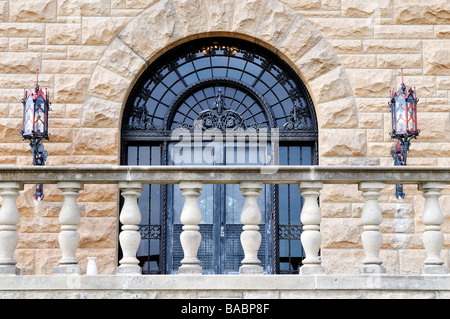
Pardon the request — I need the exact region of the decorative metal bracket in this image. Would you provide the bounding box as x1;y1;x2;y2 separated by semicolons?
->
28;136;47;200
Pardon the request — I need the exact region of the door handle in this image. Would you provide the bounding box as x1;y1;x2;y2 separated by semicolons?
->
220;225;225;237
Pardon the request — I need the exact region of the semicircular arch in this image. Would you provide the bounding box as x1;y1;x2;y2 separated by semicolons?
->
82;0;360;163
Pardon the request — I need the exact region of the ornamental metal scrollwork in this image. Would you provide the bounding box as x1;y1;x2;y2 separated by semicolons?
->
128;104;163;130
278;225;303;240
282;101;314;131
196;89;246;130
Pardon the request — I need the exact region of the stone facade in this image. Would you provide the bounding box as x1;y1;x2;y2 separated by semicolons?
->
0;0;448;276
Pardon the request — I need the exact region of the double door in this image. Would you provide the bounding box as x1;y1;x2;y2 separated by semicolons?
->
167;142;271;274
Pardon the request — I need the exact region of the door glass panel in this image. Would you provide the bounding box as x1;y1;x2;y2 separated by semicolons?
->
126;145;163;274
277;144;312;273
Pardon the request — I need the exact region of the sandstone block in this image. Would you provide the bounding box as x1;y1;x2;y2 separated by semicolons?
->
346;68;395;98
79;184;118;202
278;16;322;63
205;0;236;31
72;128;119;156
437;76;450;90
0;23;45;37
125;0;159;9
377;54;422;70
82;17;132;45
358;112;383;129
394;0;450;24
321;217;362;249
255;0;297;44
98;37;146;80
0;118;23;143
308;17;372;39
0;52;40;73
328;39;362;54
10;0;56;22
401;76;435;98
232;0;269;36
41;60;97;74
342;0;393;18
54;74;90;103
9;38;28;51
338;54;377;69
81;95;121;128
173;0;207;35
296;38;341;82
46;23;81;45
87;65;131;103
79;217;117;248
67;45;106;60
316;96;358;129
118;0;184;60
85;201;118;217
309;67;354;104
416;112;450;142
0;1;7;22
321;0;341;11
423;40;450;75
279;0;320;10
374;25;433;39
435;26;450;39
363;39;421;54
58;0;110;16
319;128;367;157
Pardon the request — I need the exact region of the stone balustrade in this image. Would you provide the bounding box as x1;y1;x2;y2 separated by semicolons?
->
0;165;448;276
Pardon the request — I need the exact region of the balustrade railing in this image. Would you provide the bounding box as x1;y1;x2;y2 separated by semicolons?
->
0;165;448;276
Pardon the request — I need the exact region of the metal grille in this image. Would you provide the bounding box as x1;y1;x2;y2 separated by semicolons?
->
172;224;215;273
224;224;266;273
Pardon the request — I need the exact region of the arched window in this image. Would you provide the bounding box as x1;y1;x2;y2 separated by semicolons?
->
121;37;318;274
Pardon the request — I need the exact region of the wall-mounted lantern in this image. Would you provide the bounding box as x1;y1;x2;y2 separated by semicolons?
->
389;69;419;199
21;69;50;200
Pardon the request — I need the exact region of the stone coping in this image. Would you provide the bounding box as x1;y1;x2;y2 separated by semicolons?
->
0;165;449;184
0;274;448;291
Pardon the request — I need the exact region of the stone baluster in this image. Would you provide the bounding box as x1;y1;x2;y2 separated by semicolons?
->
359;182;386;274
239;182;263;274
117;182;143;275
419;182;449;274
0;182;22;275
179;181;203;274
299;181;324;275
55;182;83;275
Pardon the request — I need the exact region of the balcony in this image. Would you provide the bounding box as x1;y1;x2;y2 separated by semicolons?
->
0;165;448;299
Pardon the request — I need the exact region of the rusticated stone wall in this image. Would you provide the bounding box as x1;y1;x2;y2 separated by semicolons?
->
0;0;447;275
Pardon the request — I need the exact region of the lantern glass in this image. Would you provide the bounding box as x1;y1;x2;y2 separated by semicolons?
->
34;95;46;136
393;93;407;135
406;96;418;135
23;94;34;138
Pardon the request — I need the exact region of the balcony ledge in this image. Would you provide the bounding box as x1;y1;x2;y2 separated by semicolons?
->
0;274;448;299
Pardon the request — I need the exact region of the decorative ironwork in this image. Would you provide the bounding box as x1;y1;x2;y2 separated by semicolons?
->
282;101;314;131
122;37;317;135
139;224;161;240
278;225;303;240
195;89;254;130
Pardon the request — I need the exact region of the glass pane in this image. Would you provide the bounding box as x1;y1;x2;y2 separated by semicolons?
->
127;146;137;165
